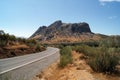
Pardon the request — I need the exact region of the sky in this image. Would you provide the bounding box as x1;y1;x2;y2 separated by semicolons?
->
0;0;120;38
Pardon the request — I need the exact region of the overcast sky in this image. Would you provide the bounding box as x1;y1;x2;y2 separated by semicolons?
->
0;0;120;38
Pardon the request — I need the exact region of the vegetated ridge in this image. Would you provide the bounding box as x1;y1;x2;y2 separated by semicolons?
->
0;30;46;59
30;20;101;43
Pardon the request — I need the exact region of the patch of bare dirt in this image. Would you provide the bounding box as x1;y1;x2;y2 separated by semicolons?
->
0;44;46;59
40;34;101;44
33;51;120;80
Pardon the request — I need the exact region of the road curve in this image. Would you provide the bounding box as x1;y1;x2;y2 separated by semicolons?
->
0;47;60;80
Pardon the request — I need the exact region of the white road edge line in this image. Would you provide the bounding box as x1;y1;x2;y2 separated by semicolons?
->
0;49;59;74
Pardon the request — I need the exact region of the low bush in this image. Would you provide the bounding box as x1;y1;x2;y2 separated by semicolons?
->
88;47;119;73
72;45;96;57
72;44;120;74
35;44;41;51
0;40;7;47
59;46;73;68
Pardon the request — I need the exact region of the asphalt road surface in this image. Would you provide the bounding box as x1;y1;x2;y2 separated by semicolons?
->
0;47;60;80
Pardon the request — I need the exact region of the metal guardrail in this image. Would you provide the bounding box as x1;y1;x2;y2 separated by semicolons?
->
0;47;60;80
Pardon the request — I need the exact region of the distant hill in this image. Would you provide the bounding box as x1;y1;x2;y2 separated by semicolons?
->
30;20;101;43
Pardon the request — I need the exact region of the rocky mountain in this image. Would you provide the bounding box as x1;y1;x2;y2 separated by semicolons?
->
30;20;100;43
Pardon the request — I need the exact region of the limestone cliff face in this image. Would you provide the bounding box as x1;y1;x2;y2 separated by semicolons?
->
30;20;95;42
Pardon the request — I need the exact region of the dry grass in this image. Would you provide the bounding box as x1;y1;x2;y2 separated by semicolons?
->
40;34;101;44
4;44;29;49
33;51;120;80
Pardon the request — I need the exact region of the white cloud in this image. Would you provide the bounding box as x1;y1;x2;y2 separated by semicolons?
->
100;2;106;6
99;0;120;6
99;0;120;2
108;16;117;19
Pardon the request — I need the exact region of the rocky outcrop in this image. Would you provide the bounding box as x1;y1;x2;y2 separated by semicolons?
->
30;20;94;43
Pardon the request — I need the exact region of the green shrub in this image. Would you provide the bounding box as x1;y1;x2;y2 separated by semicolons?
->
35;44;41;51
9;35;16;41
99;36;120;48
72;45;95;57
0;34;8;47
0;40;7;47
60;46;72;55
88;47;119;73
58;44;64;49
59;46;72;68
72;44;120;73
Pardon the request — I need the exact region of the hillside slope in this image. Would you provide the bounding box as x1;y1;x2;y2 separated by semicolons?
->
0;30;45;59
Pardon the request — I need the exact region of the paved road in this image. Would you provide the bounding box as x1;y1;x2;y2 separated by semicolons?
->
0;47;60;80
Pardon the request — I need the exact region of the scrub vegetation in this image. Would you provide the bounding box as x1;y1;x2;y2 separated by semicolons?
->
58;36;120;74
0;30;46;59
